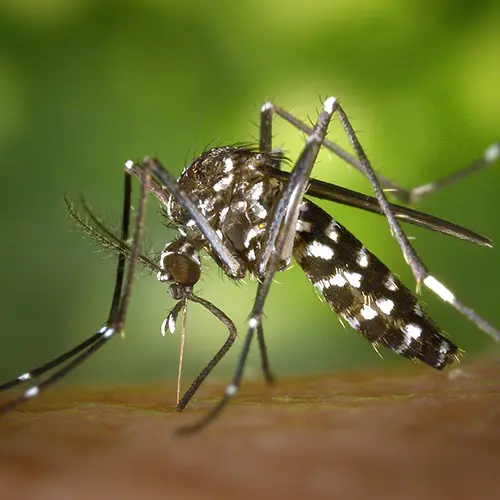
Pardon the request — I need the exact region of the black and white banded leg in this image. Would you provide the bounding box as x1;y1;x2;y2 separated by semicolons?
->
261;102;500;204
260;99;500;341
0;168;151;414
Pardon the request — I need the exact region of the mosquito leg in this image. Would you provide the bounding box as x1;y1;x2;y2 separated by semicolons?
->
259;101;284;170
260;101;273;153
396;143;500;203
114;162;150;331
332;102;500;341
176;313;253;435
176;294;237;411
0;331;104;394
262;99;500;342
265;168;491;247
0;174;131;396
177;300;188;407
0;168;145;413
263;101;499;204
257;98;336;275
246;102;284;383
178;98;337;433
256;322;275;385
0;326;118;414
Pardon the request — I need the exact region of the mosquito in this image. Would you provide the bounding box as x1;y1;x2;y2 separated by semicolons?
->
1;97;499;434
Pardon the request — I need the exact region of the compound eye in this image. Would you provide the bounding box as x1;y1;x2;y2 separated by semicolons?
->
157;239;201;287
162;253;201;286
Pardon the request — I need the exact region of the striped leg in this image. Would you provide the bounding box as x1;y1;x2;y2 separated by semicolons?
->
260;99;500;343
0;167;150;414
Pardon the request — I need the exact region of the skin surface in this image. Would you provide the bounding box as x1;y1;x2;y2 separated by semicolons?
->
0;359;499;500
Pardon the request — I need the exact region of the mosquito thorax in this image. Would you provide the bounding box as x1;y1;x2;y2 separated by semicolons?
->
165;146;284;279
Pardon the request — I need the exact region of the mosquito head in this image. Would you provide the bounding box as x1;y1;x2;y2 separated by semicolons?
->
157;238;201;300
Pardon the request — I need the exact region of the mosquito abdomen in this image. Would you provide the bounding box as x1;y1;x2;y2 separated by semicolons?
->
293;199;458;370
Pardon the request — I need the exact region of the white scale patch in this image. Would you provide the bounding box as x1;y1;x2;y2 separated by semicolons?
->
168;314;176;334
306;241;334;260
323;96;337;114
166;196;174;219
344;271;362;288
315;273;347;291
219;206;229;222
261;101;273;112
296;219;313;233
357;248;369;268
247;248;256;261
160;249;173;267
439;340;449;353
226;383;238;396
251;182;264;201
437;340;451;365
161;315;176;336
213;174;234;192
401;323;422;341
244;227;259;248
331;273;347;287
253;203;267;220
360;304;378;320
25;386;39;399
199;197;215;215
385;275;398;291
325;220;339;243
484;143;500;163
423;276;455;303
234;200;247;211
103;327;114;339
376;297;395;315
223;157;234;172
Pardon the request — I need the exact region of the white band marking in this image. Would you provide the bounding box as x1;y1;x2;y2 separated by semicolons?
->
25;386;39;399
424;276;455;303
226;384;238;396
484;143;500;163
376;298;395;315
306;241;334;260
360;304;377;320
323;96;337;114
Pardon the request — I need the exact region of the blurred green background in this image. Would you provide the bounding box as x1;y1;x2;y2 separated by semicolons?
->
1;0;499;395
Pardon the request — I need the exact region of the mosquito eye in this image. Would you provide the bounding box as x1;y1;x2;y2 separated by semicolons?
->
158;238;201;286
161;253;201;286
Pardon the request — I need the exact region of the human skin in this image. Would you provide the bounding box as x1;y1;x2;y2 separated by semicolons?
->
0;359;499;500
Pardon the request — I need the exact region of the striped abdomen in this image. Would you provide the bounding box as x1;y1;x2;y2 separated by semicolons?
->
293;199;458;370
